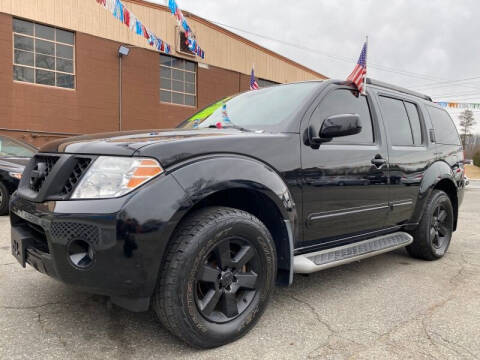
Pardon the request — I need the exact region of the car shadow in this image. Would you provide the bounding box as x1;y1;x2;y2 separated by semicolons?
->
21;248;415;356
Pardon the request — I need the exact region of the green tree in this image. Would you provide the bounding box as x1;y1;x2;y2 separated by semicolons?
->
474;151;480;167
459;110;476;148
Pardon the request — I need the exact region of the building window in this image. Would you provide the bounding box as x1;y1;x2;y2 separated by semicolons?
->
160;54;196;106
13;18;75;89
257;79;278;88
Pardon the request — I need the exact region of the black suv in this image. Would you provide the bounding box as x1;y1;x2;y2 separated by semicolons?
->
10;79;464;348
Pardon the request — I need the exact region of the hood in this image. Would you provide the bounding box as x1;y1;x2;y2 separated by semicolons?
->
39;128;293;168
0;157;29;173
39;129;243;156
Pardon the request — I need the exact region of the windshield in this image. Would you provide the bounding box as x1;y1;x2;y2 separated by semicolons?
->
178;82;322;131
0;136;36;157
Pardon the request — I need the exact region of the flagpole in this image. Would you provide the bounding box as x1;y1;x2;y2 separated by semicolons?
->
363;35;368;96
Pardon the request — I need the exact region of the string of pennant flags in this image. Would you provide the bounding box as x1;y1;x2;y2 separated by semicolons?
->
96;0;172;54
93;5;473;106
435;102;480;110
95;0;205;59
168;0;205;59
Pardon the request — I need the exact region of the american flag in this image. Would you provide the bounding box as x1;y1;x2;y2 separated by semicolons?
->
250;67;259;90
347;41;368;94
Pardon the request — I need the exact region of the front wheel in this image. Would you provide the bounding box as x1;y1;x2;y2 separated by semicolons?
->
154;207;276;348
407;190;454;260
0;182;10;215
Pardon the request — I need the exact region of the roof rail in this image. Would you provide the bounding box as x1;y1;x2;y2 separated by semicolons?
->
366;78;432;102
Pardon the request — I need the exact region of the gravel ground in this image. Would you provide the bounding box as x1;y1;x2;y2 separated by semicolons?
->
0;188;479;360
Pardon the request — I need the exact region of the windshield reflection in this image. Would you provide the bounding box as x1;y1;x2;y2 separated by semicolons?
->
178;82;322;131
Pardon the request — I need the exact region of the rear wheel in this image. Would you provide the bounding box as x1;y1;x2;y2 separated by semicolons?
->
407;190;454;260
154;207;276;348
0;182;10;215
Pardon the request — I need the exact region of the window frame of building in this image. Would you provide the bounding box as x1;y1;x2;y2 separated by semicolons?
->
12;18;76;90
160;54;197;107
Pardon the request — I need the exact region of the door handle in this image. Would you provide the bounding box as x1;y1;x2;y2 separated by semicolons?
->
371;155;387;167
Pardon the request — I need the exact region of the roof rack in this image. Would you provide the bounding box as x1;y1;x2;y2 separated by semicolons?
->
366;78;432;102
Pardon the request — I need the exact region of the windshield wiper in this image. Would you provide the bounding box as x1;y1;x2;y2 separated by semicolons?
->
208;123;252;132
223;124;252;132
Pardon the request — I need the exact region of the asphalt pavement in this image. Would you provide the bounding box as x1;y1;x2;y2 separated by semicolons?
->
1;188;479;360
467;179;480;189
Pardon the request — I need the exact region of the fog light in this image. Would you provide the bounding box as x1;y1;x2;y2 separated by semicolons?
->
68;239;94;269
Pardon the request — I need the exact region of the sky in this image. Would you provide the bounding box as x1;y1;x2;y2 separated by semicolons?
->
148;0;480;132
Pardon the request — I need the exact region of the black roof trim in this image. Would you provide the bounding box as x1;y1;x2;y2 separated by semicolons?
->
366;78;432;102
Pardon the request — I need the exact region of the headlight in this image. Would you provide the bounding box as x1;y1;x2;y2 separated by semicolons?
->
71;157;163;199
9;172;23;180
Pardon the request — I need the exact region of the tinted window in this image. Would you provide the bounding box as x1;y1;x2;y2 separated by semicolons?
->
311;90;374;144
379;96;413;146
405;102;423;145
427;106;461;145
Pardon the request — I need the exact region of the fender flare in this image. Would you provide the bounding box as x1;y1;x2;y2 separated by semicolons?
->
410;160;458;225
170;154;297;284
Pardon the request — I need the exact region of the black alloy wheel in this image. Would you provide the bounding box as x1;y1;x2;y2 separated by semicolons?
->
195;237;261;323
154;207;276;348
407;190;454;260
430;203;451;251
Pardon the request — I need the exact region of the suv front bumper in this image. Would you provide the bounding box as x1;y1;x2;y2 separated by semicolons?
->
10;174;191;311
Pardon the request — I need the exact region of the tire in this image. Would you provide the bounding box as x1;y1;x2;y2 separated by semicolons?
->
153;206;277;348
0;182;10;216
407;190;454;261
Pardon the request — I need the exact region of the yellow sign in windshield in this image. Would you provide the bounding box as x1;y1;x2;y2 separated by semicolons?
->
188;97;232;122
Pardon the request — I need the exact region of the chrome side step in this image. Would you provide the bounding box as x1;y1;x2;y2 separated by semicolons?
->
293;232;413;274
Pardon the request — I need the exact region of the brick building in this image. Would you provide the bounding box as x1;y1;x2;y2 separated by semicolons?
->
0;0;326;147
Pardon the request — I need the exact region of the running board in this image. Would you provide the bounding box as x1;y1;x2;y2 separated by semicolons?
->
293;232;413;274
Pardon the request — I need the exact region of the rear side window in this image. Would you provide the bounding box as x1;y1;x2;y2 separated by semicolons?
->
379;96;415;146
312;89;374;144
404;102;423;145
427;106;461;145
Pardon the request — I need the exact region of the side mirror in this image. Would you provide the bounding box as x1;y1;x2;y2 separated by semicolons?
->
310;114;362;144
